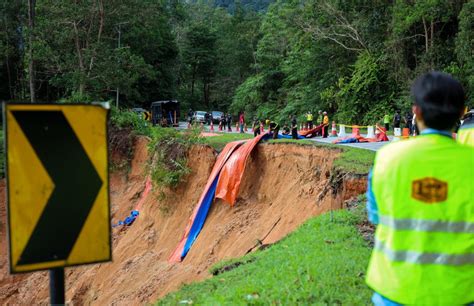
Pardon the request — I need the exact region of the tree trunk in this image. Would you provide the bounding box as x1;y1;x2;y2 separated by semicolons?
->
6;54;14;99
28;0;36;103
422;17;429;54
73;21;86;96
191;64;196;97
430;20;434;68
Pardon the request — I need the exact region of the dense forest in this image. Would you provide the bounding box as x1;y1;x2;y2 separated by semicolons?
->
1;0;473;124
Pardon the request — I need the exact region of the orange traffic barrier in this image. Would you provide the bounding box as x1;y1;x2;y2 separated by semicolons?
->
402;128;410;139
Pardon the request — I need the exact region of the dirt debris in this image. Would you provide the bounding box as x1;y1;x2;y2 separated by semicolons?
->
0;140;367;305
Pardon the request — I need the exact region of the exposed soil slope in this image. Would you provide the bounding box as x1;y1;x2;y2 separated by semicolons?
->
0;139;366;305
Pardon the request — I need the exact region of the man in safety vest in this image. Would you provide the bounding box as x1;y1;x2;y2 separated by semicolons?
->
306;111;313;129
383;113;390;131
458;108;473;147
322;111;329;138
366;71;473;305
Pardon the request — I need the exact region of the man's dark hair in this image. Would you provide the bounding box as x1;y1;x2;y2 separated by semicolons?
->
411;71;465;130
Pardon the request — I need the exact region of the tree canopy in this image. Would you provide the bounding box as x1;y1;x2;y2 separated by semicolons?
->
0;0;472;124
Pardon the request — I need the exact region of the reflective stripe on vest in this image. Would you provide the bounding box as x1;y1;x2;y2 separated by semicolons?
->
374;239;474;266
378;215;474;234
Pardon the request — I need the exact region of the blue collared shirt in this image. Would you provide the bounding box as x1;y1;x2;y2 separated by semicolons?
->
366;128;452;306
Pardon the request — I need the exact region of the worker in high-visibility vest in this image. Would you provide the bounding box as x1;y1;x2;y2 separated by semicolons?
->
306;111;313;129
458;108;473;147
322;111;329;138
366;71;473;305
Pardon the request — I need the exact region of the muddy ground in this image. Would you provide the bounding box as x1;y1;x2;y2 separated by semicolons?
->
0;138;367;304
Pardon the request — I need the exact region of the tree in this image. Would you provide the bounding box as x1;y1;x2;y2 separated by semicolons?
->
27;0;36;102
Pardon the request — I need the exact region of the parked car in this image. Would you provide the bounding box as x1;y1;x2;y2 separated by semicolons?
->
193;111;207;123
211;111;224;124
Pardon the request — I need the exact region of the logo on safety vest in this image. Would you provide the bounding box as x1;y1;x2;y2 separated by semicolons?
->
412;177;447;204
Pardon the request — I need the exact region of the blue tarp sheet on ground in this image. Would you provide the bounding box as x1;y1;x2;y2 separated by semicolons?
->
278;133;305;139
337;137;359;143
181;174;219;259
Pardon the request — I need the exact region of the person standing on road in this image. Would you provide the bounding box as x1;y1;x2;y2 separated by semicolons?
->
291;115;298;139
393;111;401;129
404;111;413;132
383;113;390;131
458;108;474;147
188;108;194;125
239;112;245;133
221;113;227;131
366;71;473;306
252;117;261;137
306;111;313;129
227;113;232;132
322;111;329;138
269;120;280;139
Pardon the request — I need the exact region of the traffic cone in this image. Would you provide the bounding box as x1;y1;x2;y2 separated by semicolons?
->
352;127;360;137
331;121;337;137
210;121;214;132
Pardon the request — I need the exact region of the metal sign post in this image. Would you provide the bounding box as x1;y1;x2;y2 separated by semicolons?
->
49;268;65;304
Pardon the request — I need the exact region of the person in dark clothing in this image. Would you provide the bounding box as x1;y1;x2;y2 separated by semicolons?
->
188;109;194;124
404;112;413;132
252;117;261;137
282;123;290;135
204;112;210;125
393;111;401;129
291;115;298;139
269;121;280;139
227;113;232;131
221;113;227;131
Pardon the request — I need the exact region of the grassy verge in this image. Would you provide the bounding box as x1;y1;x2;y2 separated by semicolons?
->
109;109;205;187
203;132;253;150
202;133;375;175
267;139;374;174
158;197;372;305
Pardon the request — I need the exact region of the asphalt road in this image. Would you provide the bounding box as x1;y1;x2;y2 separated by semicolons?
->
178;121;392;152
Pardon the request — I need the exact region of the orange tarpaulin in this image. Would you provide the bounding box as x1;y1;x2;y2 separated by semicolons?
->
298;124;324;137
168;140;246;263
215;132;269;206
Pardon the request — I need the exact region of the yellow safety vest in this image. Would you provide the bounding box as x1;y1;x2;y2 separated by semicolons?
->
307;113;313;121
458;119;474;148
366;134;474;305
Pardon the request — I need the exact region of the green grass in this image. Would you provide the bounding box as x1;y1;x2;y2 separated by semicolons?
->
203;132;253;150
270;139;375;174
158;200;372;305
203;135;375;174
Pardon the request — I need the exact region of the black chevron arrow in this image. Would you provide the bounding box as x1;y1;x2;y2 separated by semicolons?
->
12;110;103;265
